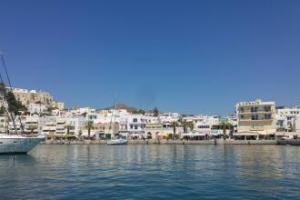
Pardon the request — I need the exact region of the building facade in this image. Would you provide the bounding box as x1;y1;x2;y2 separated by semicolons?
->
276;107;300;132
236;99;276;134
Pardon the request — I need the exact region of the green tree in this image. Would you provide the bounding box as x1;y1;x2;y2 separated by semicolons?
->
0;82;27;115
171;121;179;140
66;124;74;135
85;121;94;139
153;107;159;117
181;120;194;133
181;120;188;133
0;106;5;115
132;109;145;115
78;130;83;139
218;121;233;140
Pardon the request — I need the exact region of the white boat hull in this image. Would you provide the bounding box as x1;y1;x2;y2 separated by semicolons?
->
107;139;128;145
0;135;44;154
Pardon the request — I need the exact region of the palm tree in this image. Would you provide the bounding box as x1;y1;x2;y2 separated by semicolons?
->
219;121;233;140
181;120;188;133
188;121;194;131
171;121;179;140
86;121;94;139
181;120;194;133
78;130;82;139
65;124;74;135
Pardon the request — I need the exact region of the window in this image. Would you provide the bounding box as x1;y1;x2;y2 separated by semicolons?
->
251;107;258;113
265;114;272;120
264;106;271;112
198;125;210;129
134;125;138;130
133;118;138;122
241;115;244;119
251;114;258;120
130;125;133;129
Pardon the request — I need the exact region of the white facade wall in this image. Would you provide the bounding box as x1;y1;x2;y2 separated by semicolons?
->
276;107;300;131
127;115;146;132
28;103;47;114
194;116;220;134
296;117;300;132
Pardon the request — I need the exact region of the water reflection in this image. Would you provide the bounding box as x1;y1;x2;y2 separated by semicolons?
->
0;144;300;199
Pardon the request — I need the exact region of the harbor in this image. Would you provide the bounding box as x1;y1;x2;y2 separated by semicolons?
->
1;87;300;151
1;144;300;200
1;0;300;199
44;138;300;146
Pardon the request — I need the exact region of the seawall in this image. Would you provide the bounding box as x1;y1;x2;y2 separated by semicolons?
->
44;139;279;145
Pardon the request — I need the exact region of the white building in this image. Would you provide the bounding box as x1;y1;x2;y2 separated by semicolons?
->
41;116;85;137
28;103;47;114
194;115;220;135
296;117;300;132
159;112;181;123
276;106;300;132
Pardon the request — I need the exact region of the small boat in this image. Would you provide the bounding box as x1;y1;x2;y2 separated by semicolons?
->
0;134;45;154
107;138;128;145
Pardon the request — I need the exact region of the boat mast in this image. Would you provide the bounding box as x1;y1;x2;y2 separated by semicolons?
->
109;93;116;137
0;53;25;134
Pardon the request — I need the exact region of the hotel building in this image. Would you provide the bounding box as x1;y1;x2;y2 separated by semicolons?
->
236;99;276;135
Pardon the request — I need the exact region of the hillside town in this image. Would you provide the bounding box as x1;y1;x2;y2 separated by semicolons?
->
0;87;300;141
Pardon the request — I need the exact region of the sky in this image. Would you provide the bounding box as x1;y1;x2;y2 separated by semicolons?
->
0;0;299;115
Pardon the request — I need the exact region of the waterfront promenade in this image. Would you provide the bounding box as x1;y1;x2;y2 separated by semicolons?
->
45;139;285;145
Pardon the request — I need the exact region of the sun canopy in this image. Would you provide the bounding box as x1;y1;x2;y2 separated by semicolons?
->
182;131;207;137
233;132;259;136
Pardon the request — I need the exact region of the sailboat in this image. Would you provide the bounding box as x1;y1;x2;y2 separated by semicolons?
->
0;134;44;154
0;53;44;154
106;102;127;145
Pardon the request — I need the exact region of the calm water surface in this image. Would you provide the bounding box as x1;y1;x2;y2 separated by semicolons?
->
0;144;300;200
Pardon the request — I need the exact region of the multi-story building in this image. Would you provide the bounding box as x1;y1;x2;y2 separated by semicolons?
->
24;116;40;134
119;114;147;139
144;122;184;139
40;116;85;138
236;99;276;135
276;106;300;132
194;115;220;135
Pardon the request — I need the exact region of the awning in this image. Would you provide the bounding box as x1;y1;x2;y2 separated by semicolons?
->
182;131;207;137
233;132;259;136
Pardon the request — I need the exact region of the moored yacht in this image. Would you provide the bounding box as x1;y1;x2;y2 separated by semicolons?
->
0;53;44;154
0;134;44;154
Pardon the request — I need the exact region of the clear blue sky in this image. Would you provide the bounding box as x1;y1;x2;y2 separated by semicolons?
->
0;0;299;114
